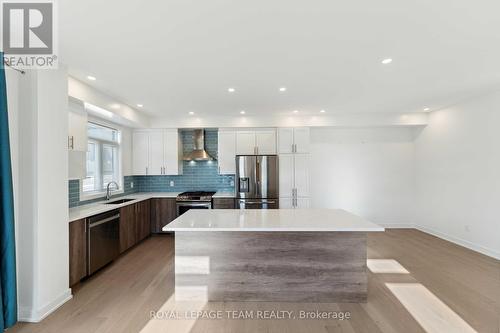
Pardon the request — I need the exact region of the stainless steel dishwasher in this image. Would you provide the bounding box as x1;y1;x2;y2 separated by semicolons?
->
87;210;120;275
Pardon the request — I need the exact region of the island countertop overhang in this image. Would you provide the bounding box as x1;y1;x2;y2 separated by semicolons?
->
163;209;385;232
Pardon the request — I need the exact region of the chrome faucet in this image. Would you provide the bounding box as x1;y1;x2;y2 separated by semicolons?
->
106;181;119;200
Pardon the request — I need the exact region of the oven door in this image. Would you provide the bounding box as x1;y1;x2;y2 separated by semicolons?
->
176;201;212;217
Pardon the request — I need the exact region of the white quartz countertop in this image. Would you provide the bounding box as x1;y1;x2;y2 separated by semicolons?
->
163;209;385;232
69;192;180;222
212;191;235;198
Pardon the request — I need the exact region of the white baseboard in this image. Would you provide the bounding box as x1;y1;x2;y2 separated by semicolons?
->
415;225;500;260
18;288;73;322
379;223;416;229
381;222;500;260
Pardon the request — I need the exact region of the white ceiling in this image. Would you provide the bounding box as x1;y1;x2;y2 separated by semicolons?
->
60;0;500;118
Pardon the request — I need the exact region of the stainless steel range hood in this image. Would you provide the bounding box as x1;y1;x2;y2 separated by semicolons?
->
183;129;215;161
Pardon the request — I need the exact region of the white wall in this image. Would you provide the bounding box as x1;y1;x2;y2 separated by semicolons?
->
15;67;71;322
68;76;149;128
414;92;500;259
121;126;133;176
310;127;416;226
6;68;20;318
150;112;428;129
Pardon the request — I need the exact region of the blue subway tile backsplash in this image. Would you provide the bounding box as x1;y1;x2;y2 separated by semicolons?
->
69;129;235;208
68;176;139;208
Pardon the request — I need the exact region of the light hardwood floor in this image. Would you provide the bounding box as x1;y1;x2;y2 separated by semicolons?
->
11;230;500;333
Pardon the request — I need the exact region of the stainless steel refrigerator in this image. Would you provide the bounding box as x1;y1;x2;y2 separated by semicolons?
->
236;155;279;209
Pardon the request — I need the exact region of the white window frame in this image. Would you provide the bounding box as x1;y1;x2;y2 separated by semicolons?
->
80;119;124;201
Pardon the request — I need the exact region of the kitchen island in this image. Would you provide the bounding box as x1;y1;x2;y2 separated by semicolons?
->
164;209;384;303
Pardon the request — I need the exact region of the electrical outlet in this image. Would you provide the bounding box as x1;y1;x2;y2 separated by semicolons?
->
130;182;134;188
170;181;175;187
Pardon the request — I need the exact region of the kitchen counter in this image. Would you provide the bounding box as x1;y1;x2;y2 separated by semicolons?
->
69;192;180;222
167;209;383;303
163;208;384;232
212;191;235;198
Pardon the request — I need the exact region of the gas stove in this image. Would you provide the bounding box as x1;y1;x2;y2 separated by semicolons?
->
176;191;216;202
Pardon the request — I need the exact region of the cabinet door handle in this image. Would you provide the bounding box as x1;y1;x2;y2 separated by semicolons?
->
146;167;148;175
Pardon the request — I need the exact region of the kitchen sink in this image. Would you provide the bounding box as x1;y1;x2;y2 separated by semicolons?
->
104;198;136;205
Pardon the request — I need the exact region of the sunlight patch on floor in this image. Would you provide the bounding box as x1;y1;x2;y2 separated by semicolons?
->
367;259;409;274
386;283;477;333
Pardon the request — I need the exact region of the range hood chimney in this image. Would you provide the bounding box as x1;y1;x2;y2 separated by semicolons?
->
183;129;215;161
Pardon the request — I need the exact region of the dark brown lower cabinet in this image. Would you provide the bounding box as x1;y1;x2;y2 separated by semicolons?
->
120;200;152;253
151;198;177;233
69;218;87;286
136;199;151;242
212;198;236;209
120;204;137;253
70;200;153;286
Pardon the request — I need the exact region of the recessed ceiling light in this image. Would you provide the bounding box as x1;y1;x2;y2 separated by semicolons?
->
320;109;326;113
137;104;143;108
87;75;96;81
228;88;235;93
423;107;430;111
279;87;287;92
293;110;299;114
240;110;246;114
381;58;393;64
188;111;194;115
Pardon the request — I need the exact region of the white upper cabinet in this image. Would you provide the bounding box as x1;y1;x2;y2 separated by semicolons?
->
132;131;149;175
236;131;256;155
68;97;88;152
293;127;310;153
164;129;183;175
236;129;277;155
218;130;236;174
277;127;310;154
277;128;294;154
148;130;164;175
132;129;183;176
255;130;277;154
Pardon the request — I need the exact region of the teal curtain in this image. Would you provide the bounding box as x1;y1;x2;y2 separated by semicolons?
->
0;53;18;330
